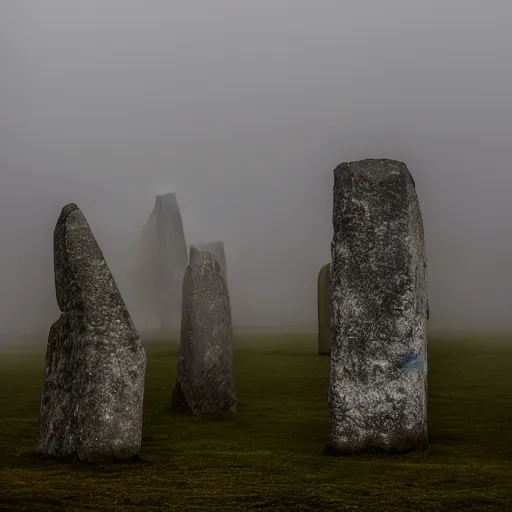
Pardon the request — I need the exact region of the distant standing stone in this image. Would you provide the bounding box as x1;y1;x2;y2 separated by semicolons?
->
326;159;428;455
196;240;228;284
172;246;237;414
37;203;146;463
144;192;188;333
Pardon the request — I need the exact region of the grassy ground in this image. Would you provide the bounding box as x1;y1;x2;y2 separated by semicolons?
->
1;334;512;511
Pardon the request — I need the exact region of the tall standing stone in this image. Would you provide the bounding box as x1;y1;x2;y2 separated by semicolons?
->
196;240;228;284
327;159;428;454
37;203;146;463
144;192;188;333
172;246;237;414
318;263;331;355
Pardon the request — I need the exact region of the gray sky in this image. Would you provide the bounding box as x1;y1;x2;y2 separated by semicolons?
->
2;0;512;336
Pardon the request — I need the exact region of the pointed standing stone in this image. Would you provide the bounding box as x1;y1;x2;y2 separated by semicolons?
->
172;246;237;414
37;204;146;463
327;159;428;455
196;240;228;284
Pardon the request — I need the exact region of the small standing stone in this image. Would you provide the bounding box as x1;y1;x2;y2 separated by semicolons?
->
36;203;146;463
172;246;237;414
327;159;428;455
318;263;331;355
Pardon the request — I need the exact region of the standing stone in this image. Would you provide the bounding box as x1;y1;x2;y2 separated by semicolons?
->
36;204;146;463
327;159;428;455
144;192;188;333
196;240;228;284
172;246;237;414
318;263;331;355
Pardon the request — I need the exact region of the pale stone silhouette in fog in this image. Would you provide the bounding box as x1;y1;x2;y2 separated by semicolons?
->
196;240;228;283
37;204;146;463
172;246;237;414
326;159;428;455
143;192;188;333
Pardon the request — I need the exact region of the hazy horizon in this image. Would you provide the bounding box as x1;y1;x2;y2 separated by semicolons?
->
2;1;512;339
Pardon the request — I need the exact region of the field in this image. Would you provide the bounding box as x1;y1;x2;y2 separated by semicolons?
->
1;334;512;511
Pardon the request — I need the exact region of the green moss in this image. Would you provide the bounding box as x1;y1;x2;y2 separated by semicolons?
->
318;263;331;355
1;334;512;510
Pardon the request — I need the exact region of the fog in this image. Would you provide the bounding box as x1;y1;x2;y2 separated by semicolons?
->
1;0;512;339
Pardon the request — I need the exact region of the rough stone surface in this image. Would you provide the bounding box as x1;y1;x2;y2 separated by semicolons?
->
327;159;428;454
196;241;228;284
143;192;188;333
172;246;237;414
318;263;331;356
37;203;146;463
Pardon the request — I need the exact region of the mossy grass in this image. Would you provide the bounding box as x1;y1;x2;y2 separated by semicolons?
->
1;334;512;510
